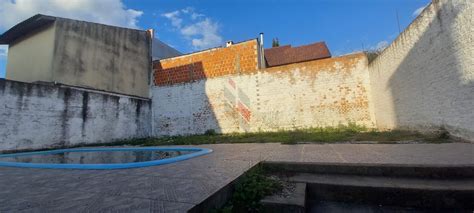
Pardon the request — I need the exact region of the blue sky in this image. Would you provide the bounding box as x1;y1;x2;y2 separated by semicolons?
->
0;0;430;78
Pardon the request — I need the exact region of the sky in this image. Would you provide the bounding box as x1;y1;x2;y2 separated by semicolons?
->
0;0;430;78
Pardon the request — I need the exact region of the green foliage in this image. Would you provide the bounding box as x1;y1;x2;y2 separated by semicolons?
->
272;38;279;47
205;129;217;136
4;123;452;155
437;127;450;139
45;124;450;154
217;166;282;212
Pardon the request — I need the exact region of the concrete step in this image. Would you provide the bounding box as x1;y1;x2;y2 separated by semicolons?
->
307;200;443;213
262;161;474;179
286;173;474;191
284;173;474;209
261;182;306;213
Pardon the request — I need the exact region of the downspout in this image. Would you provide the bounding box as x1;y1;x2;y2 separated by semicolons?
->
147;29;155;137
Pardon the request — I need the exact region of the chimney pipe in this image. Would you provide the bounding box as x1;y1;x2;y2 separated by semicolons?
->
259;33;265;69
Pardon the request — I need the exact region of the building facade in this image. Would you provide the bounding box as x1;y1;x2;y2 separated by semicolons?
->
1;14;153;98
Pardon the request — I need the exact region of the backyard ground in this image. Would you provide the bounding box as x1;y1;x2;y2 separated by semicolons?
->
0;126;469;212
1;142;472;212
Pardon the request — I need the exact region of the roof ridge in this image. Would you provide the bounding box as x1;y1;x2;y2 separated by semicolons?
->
264;41;331;67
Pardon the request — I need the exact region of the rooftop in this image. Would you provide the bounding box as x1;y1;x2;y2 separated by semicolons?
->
0;14;146;45
264;41;331;67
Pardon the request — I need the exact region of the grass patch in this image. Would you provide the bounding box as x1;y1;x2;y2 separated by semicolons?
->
213;165;282;213
102;124;450;147
3;125;451;154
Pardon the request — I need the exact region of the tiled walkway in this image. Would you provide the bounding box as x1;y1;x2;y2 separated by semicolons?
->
0;143;472;212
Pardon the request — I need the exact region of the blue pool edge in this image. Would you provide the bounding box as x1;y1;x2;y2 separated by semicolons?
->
0;147;213;170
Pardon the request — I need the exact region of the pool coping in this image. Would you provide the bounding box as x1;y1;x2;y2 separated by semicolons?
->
0;147;213;169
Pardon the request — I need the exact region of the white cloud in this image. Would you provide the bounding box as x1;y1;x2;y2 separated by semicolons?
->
413;4;428;17
162;11;182;28
0;45;7;58
162;7;223;50
0;0;143;31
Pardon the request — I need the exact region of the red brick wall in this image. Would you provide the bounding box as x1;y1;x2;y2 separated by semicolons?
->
153;39;259;86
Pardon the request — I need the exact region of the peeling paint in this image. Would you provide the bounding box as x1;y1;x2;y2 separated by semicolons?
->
0;79;151;152
152;53;375;136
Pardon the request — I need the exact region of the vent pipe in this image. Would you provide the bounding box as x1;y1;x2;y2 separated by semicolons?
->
259;33;265;69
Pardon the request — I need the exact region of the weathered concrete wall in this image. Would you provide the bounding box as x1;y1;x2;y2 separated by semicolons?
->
52;19;151;98
369;0;474;141
0;79;151;152
6;24;56;83
152;53;374;136
154;39;258;86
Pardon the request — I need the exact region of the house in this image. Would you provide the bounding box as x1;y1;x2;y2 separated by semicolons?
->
153;38;333;85
264;41;331;67
0;14;177;98
152;38;182;60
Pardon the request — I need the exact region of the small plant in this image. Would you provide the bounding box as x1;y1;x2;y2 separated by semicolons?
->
365;41;388;64
438;127;450;139
205;129;217;136
53;124;450;152
365;50;380;64
217;166;282;212
272;38;280;47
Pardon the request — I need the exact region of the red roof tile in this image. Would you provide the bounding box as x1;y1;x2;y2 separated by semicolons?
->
264;42;331;67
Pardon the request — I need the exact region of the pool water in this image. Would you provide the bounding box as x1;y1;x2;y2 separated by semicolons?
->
0;150;195;164
0;147;212;169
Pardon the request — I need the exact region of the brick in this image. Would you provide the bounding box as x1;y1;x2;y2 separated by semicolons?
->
151;53;375;135
153;40;259;86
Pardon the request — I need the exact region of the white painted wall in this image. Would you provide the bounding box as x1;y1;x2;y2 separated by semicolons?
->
2;0;472;152
369;0;474;140
0;79;151;152
152;53;375;136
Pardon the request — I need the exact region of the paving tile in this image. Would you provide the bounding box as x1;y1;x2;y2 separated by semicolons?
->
108;175;215;204
0;143;472;211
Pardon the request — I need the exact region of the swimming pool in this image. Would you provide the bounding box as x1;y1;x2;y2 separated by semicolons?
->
0;147;212;169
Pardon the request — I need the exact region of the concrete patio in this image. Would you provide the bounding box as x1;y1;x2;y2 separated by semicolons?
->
0;143;473;212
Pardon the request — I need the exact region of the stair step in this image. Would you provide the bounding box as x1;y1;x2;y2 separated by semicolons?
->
261;182;306;213
263;161;474;179
287;173;474;191
283;173;474;209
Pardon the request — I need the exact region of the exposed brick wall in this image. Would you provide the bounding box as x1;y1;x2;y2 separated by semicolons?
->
153;39;259;86
151;53;375;136
369;0;473;141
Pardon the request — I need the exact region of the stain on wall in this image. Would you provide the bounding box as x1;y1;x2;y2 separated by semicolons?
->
0;79;151;152
152;53;375;136
52;18;152;98
369;0;474;141
224;78;252;132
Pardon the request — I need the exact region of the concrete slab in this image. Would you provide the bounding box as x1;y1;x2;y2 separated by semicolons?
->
0;143;472;212
261;182;306;213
